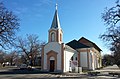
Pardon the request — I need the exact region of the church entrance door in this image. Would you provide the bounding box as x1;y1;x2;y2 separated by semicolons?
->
50;60;55;72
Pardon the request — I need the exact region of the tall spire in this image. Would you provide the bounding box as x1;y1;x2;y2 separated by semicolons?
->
50;3;61;29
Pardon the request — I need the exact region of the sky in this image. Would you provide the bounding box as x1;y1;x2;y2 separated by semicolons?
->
1;0;118;55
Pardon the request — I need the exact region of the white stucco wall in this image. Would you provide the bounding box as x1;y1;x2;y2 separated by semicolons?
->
94;53;97;69
43;42;62;71
71;53;78;68
90;49;100;70
80;52;88;67
64;47;76;72
89;52;96;70
89;52;92;70
92;48;102;68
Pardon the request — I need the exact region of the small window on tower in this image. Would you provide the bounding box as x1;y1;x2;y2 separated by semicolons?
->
51;32;55;42
60;33;62;42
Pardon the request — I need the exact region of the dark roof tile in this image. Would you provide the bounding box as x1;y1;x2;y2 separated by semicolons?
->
66;40;89;49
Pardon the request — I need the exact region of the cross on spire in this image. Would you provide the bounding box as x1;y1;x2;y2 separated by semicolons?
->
56;3;58;10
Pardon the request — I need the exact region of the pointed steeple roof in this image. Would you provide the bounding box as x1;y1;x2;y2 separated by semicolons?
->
50;4;61;29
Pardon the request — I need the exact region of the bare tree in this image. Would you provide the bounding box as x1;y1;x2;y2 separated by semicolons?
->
102;54;115;66
0;50;6;65
16;34;46;66
0;2;19;49
100;0;120;67
4;51;18;66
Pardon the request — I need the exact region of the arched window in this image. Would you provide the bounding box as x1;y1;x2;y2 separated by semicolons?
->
51;32;55;42
60;33;62;42
50;56;55;60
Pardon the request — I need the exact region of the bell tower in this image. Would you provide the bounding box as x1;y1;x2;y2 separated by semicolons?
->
48;4;63;44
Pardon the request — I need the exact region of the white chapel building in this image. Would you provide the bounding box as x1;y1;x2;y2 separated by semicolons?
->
41;5;102;73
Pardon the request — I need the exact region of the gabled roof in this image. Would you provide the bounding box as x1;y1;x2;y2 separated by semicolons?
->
66;40;89;49
50;4;61;29
78;37;102;52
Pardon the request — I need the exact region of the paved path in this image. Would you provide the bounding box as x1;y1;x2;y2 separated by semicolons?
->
0;65;120;79
0;74;87;79
0;73;119;79
95;65;120;72
91;65;120;79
